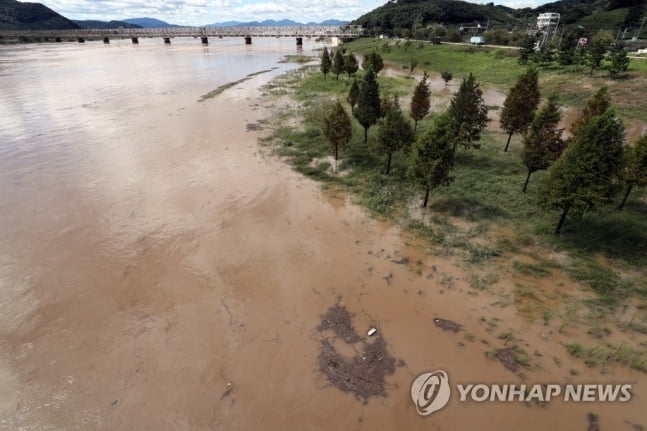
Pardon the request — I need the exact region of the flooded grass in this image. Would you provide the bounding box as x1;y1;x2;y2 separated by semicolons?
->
199;69;273;101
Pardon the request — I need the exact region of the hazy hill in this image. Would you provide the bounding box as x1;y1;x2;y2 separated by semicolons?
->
122;17;182;28
74;19;141;29
0;0;79;30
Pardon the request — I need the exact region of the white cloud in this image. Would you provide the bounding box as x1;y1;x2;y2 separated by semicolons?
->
41;0;552;26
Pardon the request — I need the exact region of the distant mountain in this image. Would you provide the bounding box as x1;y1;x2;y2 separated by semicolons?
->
122;17;182;28
74;19;141;29
206;19;349;27
0;0;79;30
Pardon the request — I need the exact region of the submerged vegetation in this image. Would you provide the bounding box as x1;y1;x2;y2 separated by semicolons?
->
259;44;647;373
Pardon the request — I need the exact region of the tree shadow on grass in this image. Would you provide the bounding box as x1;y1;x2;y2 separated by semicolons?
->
556;204;647;266
430;196;509;222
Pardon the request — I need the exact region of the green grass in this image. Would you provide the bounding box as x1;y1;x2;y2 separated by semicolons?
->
344;38;647;123
261;64;647;312
565;341;647;372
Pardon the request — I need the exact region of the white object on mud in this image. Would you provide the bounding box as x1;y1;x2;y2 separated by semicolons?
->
367;328;377;337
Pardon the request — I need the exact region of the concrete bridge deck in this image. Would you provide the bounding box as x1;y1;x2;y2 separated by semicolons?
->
0;25;363;41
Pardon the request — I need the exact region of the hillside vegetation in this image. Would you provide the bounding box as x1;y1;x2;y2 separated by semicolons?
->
354;0;646;37
0;0;78;30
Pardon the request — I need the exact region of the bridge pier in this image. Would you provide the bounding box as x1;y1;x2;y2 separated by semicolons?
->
103;37;109;44
131;37;139;44
201;36;208;44
55;37;61;42
78;37;85;43
245;36;252;45
163;37;171;44
296;37;303;46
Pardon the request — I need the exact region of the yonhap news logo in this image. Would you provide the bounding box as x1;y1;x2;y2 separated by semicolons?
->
411;370;633;416
410;371;451;415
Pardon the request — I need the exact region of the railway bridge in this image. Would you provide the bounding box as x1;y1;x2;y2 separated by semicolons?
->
0;25;363;45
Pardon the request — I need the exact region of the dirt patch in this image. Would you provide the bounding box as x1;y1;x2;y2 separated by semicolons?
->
316;304;399;402
433;318;463;333
495;348;519;372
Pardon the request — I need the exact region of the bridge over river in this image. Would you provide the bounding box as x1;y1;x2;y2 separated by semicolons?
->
0;25;364;45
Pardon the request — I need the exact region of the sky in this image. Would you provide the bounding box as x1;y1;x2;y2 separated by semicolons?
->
39;0;548;25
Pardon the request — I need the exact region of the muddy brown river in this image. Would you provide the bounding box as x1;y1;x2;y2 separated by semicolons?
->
1;39;645;430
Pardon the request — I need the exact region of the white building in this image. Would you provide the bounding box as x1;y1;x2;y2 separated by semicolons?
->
537;13;560;31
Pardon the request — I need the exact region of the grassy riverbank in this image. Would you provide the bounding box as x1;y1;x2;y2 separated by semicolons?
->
259;61;647;373
344;38;647;123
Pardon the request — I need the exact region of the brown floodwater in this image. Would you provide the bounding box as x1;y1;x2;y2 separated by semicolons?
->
0;39;645;430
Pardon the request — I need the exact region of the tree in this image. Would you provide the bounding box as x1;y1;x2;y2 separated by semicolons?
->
539;109;625;234
557;30;579;65
354;70;381;143
347;79;360;112
619;135;647;209
331;49;344;80
519;35;536;65
409;112;456;207
321;47;331;78
376;97;415;174
409;58;419;75
585;31;613;73
534;41;555;66
448;73;489;150
569;87;611;135
608;40;630;79
410;73;431;133
500;67;541;152
321;101;353;161
441;71;452;85
520;96;565;192
344;52;359;79
362;51;384;73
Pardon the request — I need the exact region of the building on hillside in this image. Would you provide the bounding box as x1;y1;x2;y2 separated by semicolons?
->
537;13;560;32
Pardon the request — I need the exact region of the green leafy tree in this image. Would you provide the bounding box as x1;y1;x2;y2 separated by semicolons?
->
521;96;565;192
376;97;415;174
321;101;353;161
586;32;613;73
344;52;359;79
441;71;452;85
608;41;630;79
500;67;541;152
619;135;647;209
519;35;536;65
331;49;344;81
362;51;384;73
409;112;456;207
557;30;579;65
569;87;611;136
448;73;489;150
354;70;381;143
409;58;419;75
534;41;555;66
347;79;360;112
409;72;431;133
320;47;331;78
539;109;625;234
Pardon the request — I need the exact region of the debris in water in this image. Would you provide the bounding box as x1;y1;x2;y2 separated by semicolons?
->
495;348;519;372
433;318;463;333
316;304;400;402
587;412;600;431
367;328;377;337
390;256;410;265
221;382;233;399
